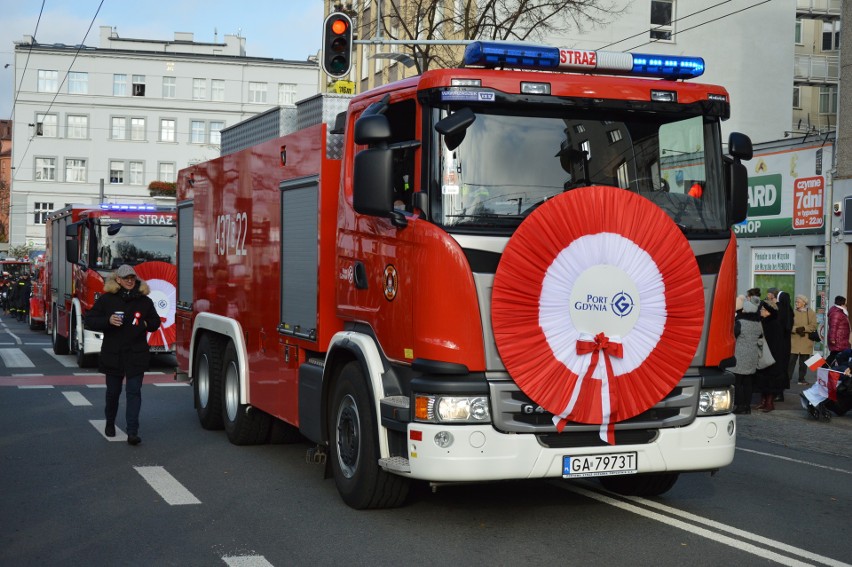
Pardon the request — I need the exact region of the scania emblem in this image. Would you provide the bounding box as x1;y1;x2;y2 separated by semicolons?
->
383;265;398;301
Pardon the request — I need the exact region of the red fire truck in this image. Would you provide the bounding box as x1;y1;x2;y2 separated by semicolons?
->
176;42;752;509
28;254;47;329
45;204;177;367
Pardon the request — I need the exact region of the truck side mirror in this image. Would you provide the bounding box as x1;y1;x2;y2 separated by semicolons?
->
65;222;80;264
354;147;406;227
726;132;752;225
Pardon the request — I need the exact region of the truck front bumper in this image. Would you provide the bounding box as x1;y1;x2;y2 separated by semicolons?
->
403;414;736;481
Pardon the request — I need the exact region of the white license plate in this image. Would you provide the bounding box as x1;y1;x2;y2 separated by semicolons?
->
563;452;638;478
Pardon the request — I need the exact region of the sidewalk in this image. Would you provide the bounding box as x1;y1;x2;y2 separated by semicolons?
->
735;367;851;458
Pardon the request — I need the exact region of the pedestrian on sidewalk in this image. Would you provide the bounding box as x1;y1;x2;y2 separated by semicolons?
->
826;296;851;366
84;265;161;446
755;293;786;412
769;287;794;398
730;293;762;414
789;294;818;386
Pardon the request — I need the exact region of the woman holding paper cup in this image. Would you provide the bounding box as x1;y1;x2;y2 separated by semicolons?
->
84;264;162;446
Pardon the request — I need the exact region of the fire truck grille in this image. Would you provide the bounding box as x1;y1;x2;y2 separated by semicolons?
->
489;377;700;447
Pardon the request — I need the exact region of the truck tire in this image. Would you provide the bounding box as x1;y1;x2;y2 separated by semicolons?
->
221;341;271;445
328;362;410;509
194;334;224;430
51;307;69;355
599;472;679;497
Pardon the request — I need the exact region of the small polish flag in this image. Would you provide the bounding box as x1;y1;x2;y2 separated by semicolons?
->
806;354;827;371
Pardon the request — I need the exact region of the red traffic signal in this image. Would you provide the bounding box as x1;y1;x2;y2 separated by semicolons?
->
322;12;353;78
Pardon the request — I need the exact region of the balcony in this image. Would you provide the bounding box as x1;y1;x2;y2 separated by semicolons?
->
794;54;840;85
796;0;841;20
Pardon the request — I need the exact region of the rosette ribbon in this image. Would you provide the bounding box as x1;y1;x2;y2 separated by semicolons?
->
553;332;623;444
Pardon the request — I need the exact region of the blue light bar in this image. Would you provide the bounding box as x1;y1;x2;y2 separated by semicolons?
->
99;203;158;211
463;41;705;80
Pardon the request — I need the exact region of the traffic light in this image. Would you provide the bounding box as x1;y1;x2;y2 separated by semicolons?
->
322;12;353;78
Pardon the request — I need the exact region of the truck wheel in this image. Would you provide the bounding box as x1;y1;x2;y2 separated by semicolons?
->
221;341;270;445
194;334;224;430
51;307;69;355
599;472;679;497
328;362;410;509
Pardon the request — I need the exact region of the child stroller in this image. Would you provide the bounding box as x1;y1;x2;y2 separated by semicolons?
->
800;366;852;421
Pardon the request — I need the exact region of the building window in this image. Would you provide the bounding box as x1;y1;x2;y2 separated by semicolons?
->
190;120;205;143
113;74;127;96
65;159;87;183
211;79;225;101
132;74;146;96
158;162;176;183
34;202;54;224
278;83;296;105
249;82;267;103
130;118;146;141
819;86;838;114
68;72;88;94
822;21;841;51
110;161;125;184
129;161;144;185
209;121;224;145
794;19;803;45
36;113;58;137
37;70;59;92
160;119;176;142
35;158;56;181
67;115;88;139
111;117;127;140
162;76;176;99
650;0;674;41
193;78;207;100
792;87;801;109
607;129;623;144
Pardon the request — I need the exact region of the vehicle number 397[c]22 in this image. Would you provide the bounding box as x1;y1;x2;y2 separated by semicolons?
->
215;212;248;256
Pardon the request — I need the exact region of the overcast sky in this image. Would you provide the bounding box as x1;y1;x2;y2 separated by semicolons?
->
0;0;324;119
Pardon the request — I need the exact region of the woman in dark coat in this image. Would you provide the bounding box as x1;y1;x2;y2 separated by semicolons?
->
754;296;786;412
85;265;161;445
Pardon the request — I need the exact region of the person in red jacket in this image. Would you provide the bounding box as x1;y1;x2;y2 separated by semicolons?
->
827;295;851;366
84;265;162;446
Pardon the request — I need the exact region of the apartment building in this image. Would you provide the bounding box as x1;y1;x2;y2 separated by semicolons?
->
10;26;319;248
0;120;11;247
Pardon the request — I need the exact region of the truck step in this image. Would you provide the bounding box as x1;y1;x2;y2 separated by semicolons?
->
378;456;410;473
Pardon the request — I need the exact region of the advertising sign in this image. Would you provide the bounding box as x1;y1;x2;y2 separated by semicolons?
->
734;144;833;238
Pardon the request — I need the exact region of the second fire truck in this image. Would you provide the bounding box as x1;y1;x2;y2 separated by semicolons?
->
45;204;178;367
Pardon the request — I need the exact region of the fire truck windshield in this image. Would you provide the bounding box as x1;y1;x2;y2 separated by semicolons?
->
94;223;176;271
434;106;726;234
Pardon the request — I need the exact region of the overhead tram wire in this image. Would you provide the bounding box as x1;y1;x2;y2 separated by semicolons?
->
12;0;105;183
621;0;774;53
8;0;46;122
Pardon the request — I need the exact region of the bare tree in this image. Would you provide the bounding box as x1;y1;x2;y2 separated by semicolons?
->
367;0;620;73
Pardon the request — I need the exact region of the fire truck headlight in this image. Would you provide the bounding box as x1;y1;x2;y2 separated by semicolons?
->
414;395;491;423
698;387;734;415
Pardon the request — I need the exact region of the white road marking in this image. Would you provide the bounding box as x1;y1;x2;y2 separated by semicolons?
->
154;382;189;387
43;348;78;367
624;493;852;567
223;556;275;567
738;447;852;476
134;466;201;506
86;384;106;388
0;348;35;367
89;419;127;442
17;385;53;389
62;391;91;406
561;483;850;567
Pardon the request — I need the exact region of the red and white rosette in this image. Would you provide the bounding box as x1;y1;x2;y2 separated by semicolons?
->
491;186;703;444
134;261;177;349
